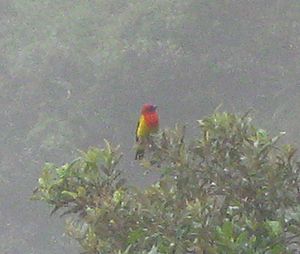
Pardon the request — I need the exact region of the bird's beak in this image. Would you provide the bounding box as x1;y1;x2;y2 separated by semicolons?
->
153;105;157;110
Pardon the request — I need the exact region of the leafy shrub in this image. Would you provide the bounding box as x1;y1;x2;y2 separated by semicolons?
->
32;112;300;253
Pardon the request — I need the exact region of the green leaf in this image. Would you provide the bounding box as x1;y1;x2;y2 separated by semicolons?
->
84;147;101;165
266;220;282;237
222;220;233;239
269;243;286;254
77;186;86;198
127;229;145;244
113;190;124;204
236;231;248;245
61;191;78;200
256;129;267;139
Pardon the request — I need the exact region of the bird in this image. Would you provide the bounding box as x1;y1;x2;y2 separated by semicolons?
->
135;103;159;160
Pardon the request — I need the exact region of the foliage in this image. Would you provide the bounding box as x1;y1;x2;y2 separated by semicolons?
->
33;112;300;253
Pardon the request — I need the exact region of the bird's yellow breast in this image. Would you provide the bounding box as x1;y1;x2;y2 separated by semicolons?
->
136;115;151;138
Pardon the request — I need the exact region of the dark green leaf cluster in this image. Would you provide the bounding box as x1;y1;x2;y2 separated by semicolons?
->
33;113;300;253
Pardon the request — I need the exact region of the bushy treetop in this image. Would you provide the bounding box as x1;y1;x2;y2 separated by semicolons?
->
32;112;300;254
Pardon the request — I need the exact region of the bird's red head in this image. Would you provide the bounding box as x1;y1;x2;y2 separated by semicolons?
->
141;104;157;114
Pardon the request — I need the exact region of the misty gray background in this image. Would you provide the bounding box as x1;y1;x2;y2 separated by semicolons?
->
1;1;300;253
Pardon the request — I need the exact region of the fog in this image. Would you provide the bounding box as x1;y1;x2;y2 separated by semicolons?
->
1;1;300;253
